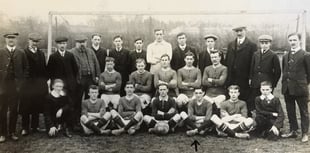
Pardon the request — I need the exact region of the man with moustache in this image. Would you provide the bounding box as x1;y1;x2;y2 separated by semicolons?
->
0;32;29;143
225;26;257;102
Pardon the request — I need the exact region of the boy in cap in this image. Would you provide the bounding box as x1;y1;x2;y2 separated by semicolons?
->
171;32;198;71
0;32;29;142
253;81;284;141
225;26;257;103
99;57;122;110
144;83;181;135
248;34;281;115
20;33;48;136
199;34;224;76
110;81;143;135
80;85;112;135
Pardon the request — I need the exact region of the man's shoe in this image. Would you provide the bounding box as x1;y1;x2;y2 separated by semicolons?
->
111;128;124;136
186;129;198;136
281;131;298;138
0;136;6;143
10;133;19;141
21;129;28;136
235;133;250;139
64;128;72;138
301;134;308;143
148;128;156;134
128;129;136;135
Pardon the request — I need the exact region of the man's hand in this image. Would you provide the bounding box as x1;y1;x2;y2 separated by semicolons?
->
56;109;63;118
208;78;213;82
157;110;164;115
48;127;58;136
270;125;279;136
100;81;105;86
272;113;278;117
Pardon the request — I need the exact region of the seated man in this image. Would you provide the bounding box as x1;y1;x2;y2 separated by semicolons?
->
44;79;73;138
202;50;227;115
180;88;214;136
143;83;181;135
177;52;201;112
110;81;144;135
254;81;284;141
99;57;122;110
129;58;152;113
210;85;253;139
154;54;178;98
80;85;112;136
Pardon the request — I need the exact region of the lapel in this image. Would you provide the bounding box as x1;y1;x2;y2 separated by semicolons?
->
292;49;305;62
261;49;272;61
4;47;12;57
237;37;249;51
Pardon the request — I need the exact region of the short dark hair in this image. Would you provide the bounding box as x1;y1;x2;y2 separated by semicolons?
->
113;35;123;40
184;51;194;58
260;81;272;88
89;85;99;92
158;82;169;89
154;29;164;33
160;54;170;60
125;81;135;87
177;32;186;38
105;57;115;63
287;33;301;40
210;50;221;57
134;37;143;43
227;85;240;91
136;58;146;65
194;87;204;91
52;79;64;86
91;33;101;39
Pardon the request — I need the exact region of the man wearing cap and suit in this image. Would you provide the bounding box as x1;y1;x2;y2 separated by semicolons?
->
0;32;29;142
91;33;107;73
20;33;49;136
248;35;281;115
199;34;224;76
171;32;198;71
70;35;100;124
281;33;310;143
47;36;79;104
225;26;257;102
109;35;131;96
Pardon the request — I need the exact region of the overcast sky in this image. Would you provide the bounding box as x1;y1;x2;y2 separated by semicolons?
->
0;0;309;19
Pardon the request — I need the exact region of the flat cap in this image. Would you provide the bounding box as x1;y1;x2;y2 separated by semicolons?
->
232;26;247;31
55;36;68;43
75;35;88;42
28;33;41;41
204;34;218;40
3;32;19;38
258;34;273;42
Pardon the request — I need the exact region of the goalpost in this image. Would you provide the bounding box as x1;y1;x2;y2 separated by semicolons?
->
47;10;307;61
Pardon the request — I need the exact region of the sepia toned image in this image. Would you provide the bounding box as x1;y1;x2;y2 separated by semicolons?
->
0;0;310;152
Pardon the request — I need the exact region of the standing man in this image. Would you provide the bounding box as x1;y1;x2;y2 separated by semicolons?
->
170;32;198;71
281;33;310;142
129;38;150;73
225;26;257;101
147;29;172;74
0;32;29;142
109;35;131;96
47;36;78;100
71;35;100;125
199;34;224;76
20;33;48;136
90;33;107;73
248;35;281;116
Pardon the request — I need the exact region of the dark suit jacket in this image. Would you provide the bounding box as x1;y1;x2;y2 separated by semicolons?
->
0;47;29;94
47;51;78;92
109;48;131;80
249;50;281;88
129;49;150;73
282;50;310;96
171;46;198;71
91;46;107;73
198;49;224;75
21;47;48;95
225;37;257;89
